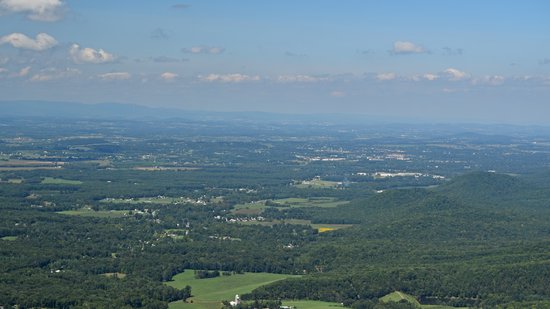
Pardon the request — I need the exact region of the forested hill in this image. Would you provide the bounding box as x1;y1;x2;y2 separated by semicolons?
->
248;172;550;307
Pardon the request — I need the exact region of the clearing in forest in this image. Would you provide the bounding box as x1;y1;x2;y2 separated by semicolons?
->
57;208;129;218
166;270;298;309
41;177;83;185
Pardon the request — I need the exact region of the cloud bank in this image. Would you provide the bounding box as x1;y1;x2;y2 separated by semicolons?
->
0;32;58;51
70;44;116;64
0;0;65;21
391;41;427;54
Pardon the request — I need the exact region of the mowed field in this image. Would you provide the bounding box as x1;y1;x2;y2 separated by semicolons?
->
380;291;468;309
101;196;197;205
41;177;83;185
57;208;129;218
294;179;341;189
239;219;353;232
281;300;344;309
166;270;299;309
232;197;348;215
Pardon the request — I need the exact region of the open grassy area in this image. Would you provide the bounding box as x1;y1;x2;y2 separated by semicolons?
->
57;208;129;218
380;291;467;309
166;270;299;309
381;291;421;307
239;219;352;232
272;197;349;208
282;300;344;309
101;272;127;279
232;201;267;215
1;236;18;241
294;178;341;189
41;177;83;185
232;197;348;215
101;196;201;205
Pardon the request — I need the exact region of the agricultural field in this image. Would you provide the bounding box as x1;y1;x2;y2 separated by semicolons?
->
166;270;299;309
294;178;341;189
271;197;349;208
1;236;17;241
101;196;204;205
0;160;64;171
281;300;344;309
380;292;467;309
239;219;353;232
57;208;129;218
232;197;348;215
41;177;83;185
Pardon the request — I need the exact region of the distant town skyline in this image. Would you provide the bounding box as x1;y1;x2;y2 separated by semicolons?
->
1;0;549;124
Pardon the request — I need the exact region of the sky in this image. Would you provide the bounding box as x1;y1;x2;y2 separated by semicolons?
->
0;0;549;124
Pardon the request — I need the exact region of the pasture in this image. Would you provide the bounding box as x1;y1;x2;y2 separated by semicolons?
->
57;208;129;218
41;177;83;185
232;197;348;215
166;270;299;309
101;196;200;205
294;178;341;189
1;236;17;241
380;291;468;309
282;300;344;309
239;219;352;232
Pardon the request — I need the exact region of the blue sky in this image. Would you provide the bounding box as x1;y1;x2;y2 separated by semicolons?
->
1;0;549;123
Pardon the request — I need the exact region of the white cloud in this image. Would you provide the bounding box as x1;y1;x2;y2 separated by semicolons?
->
98;72;131;81
0;33;57;51
182;46;224;54
0;0;65;21
70;44;116;64
160;72;178;81
423;73;439;81
376;72;396;81
443;68;469;81
330;91;346;97
472;75;505;86
15;66;31;77
391;41;426;54
276;74;327;83
0;67;8;74
30;67;80;81
200;73;260;83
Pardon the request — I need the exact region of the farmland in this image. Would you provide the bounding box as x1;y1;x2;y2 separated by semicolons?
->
57;208;129;218
166;270;299;309
232;197;348;215
41;177;83;185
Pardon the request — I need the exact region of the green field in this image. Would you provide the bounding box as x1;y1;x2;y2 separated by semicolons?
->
380;291;467;309
101;196;199;205
271;197;349;208
41;177;82;185
57;208;128;218
239;219;352;232
232;197;348;215
282;300;344;309
294;179;341;189
166;270;299;309
380;291;421;307
232;201;266;215
1;236;17;241
101;272;127;279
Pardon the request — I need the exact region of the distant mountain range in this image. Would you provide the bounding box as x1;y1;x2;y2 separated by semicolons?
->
1;101;550;134
0;100;378;123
